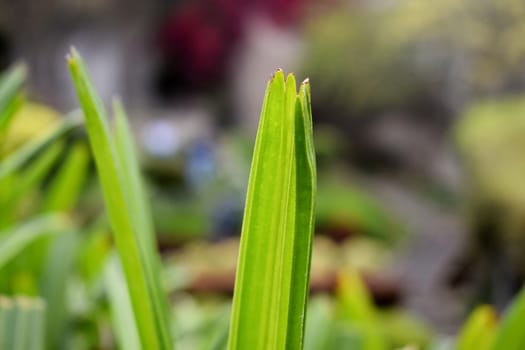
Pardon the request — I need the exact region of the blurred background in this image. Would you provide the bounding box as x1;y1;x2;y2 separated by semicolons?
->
2;0;525;348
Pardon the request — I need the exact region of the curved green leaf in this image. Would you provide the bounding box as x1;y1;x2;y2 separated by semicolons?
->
0;214;70;270
0;115;81;181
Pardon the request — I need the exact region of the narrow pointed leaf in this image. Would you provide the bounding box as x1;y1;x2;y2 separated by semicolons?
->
112;99;158;264
228;71;316;350
67;48;172;350
287;79;316;349
113;98;172;346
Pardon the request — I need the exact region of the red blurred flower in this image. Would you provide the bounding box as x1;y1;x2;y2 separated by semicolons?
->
156;0;308;93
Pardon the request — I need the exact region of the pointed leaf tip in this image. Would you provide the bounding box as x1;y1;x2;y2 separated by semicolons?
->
66;47;81;63
271;68;285;81
271;69;286;87
285;73;297;91
70;46;80;56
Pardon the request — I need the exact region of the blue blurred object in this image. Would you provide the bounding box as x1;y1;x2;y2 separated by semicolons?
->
185;138;216;189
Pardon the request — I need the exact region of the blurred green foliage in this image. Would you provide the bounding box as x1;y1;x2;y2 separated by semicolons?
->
456;96;525;208
455;96;525;303
304;0;525;115
317;175;404;245
456;305;496;350
303;272;432;350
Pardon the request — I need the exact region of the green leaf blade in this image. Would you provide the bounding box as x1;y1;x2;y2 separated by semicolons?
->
10;140;63;205
113;99;172;348
228;71;316;350
336;271;387;350
42;141;90;212
491;287;525;350
0;116;80;181
0;64;26;136
0;214;70;270
457;305;496;350
286;79;316;350
67;48;172;350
